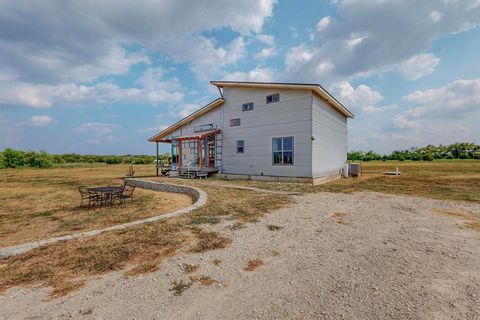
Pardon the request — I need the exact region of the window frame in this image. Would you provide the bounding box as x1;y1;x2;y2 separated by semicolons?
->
266;93;280;104
236;140;245;154
272;136;294;166
242;102;254;112
230;118;241;127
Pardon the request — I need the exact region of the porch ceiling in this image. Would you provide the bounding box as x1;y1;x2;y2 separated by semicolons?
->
157;129;220;143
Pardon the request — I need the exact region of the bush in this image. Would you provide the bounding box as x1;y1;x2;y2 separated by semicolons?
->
133;155;154;164
2;148;26;168
27;151;53;168
0;152;4;169
105;156;123;164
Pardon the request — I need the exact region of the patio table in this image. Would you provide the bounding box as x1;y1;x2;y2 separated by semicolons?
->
88;186;125;206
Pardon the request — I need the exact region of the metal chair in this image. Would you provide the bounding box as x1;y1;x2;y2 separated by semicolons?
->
118;186;135;205
78;186;101;208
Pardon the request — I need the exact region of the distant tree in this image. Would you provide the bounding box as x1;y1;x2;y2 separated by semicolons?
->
26;151;53;168
2;148;26;168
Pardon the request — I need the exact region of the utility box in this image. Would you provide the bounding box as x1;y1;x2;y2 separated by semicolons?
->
349;163;361;178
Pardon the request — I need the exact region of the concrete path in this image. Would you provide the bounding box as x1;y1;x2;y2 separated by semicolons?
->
0;180;207;260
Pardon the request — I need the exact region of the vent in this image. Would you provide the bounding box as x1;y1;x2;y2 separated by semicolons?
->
230;118;241;127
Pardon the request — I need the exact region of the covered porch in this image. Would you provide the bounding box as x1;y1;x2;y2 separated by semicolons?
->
154;129;221;178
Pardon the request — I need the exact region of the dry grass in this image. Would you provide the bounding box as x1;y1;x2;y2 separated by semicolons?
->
208;160;480;203
169;280;192;296
0;220;188;296
183;264;200;274
0;165;192;247
267;224;283;231
433;209;480;232
0;166;293;297
244;259;264;271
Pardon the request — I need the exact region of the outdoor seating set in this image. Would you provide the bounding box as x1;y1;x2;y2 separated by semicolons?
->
78;182;135;209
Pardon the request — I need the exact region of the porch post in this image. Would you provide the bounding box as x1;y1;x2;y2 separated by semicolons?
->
156;141;159;177
178;139;182;175
198;138;203;170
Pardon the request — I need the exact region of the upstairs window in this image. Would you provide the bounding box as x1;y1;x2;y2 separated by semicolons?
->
236;140;245;154
266;93;280;104
230;118;241;127
272;136;294;165
242;102;254;111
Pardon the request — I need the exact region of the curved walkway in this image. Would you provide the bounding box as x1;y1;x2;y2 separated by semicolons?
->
0;179;207;260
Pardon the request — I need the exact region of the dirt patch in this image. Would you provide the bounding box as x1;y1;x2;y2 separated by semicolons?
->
244;259;264;271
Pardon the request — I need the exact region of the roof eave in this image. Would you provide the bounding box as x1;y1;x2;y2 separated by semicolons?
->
148;98;225;142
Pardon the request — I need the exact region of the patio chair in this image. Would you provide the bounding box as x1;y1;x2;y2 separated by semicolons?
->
118;186;135;205
78;186;101;208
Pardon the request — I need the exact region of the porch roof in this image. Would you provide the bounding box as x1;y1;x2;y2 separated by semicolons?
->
157;129;220;143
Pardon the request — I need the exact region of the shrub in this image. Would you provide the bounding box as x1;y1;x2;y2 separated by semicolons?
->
27;151;53;168
104;156;123;164
133;155;154;164
2;148;26;168
0;152;4;169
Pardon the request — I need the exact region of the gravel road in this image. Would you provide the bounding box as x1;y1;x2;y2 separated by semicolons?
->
1;191;479;320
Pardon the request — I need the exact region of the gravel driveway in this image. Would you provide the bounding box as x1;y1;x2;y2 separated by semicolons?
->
1;191;479;320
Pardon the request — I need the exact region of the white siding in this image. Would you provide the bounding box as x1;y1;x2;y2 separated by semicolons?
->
168;106;223;138
311;94;347;177
221;87;313;177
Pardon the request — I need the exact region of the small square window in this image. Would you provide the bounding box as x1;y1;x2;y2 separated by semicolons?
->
242;102;254;111
266;93;280;104
236;140;244;154
230;118;241;127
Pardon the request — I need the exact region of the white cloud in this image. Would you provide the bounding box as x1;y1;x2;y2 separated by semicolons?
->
256;34;275;46
224;67;277;82
0;68;183;108
362;104;399;113
316;16;331;32
430;11;443;22
285;45;313;72
178;104;200;118
283;0;480;82
393;114;421;129
403;78;480;118
330;81;384;113
73;122;120;135
137;124;169;134
398;53;440;81
31;115;55;127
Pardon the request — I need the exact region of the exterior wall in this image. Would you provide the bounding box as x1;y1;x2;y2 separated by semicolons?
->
221;87;313;178
168;107;223;138
311;93;348;177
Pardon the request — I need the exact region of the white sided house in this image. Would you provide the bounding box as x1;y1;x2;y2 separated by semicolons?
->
149;81;354;184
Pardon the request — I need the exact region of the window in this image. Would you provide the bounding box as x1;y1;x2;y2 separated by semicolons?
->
266;93;280;104
272;137;294;165
230;118;241;127
236;140;244;154
242;102;254;111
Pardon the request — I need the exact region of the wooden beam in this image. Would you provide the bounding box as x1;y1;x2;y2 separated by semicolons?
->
199;138;203;170
178;141;182;175
156;141;159;177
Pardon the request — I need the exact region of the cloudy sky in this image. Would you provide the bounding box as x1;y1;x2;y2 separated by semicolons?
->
0;0;479;155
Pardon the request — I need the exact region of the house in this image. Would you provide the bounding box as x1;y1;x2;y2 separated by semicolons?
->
149;81;354;184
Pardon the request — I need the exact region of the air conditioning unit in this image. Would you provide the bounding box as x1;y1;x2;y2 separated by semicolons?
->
349;163;361;178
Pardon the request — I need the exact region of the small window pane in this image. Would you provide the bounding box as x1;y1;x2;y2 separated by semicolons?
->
242;102;254;111
273;138;282;151
283;152;293;165
273;152;282;164
283;137;293;151
267;93;280;104
236;140;244;154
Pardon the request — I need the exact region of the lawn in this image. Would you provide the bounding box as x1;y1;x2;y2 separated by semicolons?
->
208;160;480;203
0;164;291;296
0;165;192;247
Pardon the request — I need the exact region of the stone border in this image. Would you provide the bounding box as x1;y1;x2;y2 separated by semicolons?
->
0;179;207;259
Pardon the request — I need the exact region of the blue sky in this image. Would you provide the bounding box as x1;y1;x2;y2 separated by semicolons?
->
0;0;479;155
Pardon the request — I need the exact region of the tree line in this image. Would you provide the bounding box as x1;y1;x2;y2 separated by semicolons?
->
348;143;480;162
0;148;161;169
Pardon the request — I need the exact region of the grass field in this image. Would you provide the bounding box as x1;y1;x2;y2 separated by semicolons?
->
0;164;291;296
213;160;480;203
0;160;478;297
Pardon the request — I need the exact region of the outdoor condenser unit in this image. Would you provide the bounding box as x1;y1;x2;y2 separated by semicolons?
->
349;163;361;177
